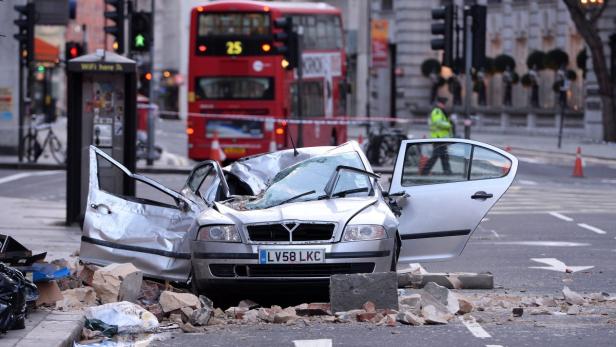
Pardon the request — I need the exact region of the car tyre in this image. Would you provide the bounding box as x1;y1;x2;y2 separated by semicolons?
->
189;268;201;295
390;231;401;271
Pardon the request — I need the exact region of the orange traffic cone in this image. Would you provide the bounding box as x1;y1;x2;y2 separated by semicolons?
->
210;131;226;162
572;146;584;178
357;133;364;145
269;130;277;152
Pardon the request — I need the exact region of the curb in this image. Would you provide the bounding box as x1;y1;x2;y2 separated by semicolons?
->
0;162;193;175
509;146;616;162
15;311;84;347
0;162;66;171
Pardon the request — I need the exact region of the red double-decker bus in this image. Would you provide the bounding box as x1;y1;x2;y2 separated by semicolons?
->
187;1;347;161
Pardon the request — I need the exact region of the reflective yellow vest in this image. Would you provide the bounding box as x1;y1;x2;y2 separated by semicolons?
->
429;107;452;138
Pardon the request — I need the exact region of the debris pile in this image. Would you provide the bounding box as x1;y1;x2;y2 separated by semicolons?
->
5;235;612;343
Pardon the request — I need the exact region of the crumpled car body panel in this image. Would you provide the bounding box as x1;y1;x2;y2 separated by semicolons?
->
80;147;198;283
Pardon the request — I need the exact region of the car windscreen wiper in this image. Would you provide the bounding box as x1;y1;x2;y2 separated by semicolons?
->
319;187;370;200
271;190;316;207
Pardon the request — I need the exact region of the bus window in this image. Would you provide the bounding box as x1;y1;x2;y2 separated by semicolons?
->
198;13;270;36
290;81;324;118
290;14;342;51
195;77;274;100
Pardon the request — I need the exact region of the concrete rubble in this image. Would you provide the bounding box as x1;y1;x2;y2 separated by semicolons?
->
563;286;587;306
91;263;143;304
158;291;201;313
22;257;615;346
330;273;399;313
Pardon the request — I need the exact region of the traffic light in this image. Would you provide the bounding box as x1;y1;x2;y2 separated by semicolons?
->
104;0;125;54
430;5;454;68
65;41;84;61
139;71;151;96
130;12;152;53
470;5;487;70
14;3;35;64
273;17;299;70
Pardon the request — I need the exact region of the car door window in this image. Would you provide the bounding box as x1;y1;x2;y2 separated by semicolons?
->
333;170;373;197
96;152;178;209
470;147;512;180
186;162;225;203
401;142;471;186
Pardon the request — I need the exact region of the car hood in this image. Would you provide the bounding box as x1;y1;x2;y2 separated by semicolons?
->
214;197;378;225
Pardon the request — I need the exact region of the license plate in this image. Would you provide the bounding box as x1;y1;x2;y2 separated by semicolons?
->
223;147;245;155
259;249;325;264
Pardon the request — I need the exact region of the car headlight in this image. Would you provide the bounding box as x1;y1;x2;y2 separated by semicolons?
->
342;225;386;242
197;225;241;242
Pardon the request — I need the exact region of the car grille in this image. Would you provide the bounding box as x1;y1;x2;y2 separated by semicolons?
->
246;224;289;242
246;223;335;242
209;263;375;278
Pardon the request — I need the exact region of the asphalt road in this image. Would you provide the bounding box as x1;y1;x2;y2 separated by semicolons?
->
0;127;615;346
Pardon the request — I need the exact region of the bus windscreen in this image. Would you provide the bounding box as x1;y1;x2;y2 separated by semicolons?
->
198;13;270;36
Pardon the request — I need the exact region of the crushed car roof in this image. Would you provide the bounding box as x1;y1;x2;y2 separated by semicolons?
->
222;141;365;195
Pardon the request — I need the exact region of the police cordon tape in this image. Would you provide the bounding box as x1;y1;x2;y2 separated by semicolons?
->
159;110;412;126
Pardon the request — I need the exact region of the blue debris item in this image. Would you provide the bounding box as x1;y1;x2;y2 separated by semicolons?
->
31;263;70;283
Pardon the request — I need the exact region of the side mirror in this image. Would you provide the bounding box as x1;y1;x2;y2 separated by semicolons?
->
177;199;190;212
385;191;409;199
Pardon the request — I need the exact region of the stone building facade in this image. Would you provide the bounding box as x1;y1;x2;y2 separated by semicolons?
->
367;0;614;140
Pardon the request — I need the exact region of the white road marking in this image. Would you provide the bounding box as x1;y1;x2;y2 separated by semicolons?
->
517;157;541;164
460;316;491;338
577;223;607;235
489;230;500;239
529;258;594;273
293;339;332;347
601;179;616;184
548;212;574;222
481;218;490;223
0;171;60;185
486;345;504;347
487;241;589;247
518;180;537;185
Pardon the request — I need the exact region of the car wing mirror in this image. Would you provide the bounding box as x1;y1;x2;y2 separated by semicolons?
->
177;199;190;213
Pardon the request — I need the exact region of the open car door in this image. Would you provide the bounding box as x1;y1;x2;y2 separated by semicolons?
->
389;139;518;263
81;146;200;282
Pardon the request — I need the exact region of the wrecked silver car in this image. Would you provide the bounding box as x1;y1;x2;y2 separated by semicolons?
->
80;139;518;291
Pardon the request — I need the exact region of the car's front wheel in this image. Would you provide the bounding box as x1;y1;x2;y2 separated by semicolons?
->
390;231;401;271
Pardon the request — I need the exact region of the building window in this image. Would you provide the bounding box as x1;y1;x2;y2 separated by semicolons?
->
381;0;393;11
290;80;325;118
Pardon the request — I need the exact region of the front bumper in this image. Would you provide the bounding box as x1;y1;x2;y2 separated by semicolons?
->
191;238;394;286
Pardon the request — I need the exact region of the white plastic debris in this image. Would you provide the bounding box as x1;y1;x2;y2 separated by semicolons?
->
84;301;159;333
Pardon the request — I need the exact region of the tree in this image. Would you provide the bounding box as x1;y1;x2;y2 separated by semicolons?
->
576;48;587;78
420;59;445;103
563;0;615;142
544;48;570;70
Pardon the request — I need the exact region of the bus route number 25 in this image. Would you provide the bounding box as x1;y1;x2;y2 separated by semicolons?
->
226;41;242;55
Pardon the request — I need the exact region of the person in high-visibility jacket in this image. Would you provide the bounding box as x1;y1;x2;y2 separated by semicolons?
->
422;97;453;175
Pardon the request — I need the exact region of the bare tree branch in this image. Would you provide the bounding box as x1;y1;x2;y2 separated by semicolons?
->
562;0;616;141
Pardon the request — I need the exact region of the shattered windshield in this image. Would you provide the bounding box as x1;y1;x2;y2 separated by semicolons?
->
245;151;372;210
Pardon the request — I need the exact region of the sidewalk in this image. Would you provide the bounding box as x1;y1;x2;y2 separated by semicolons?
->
0;117;193;172
347;125;616;161
0;196;84;346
